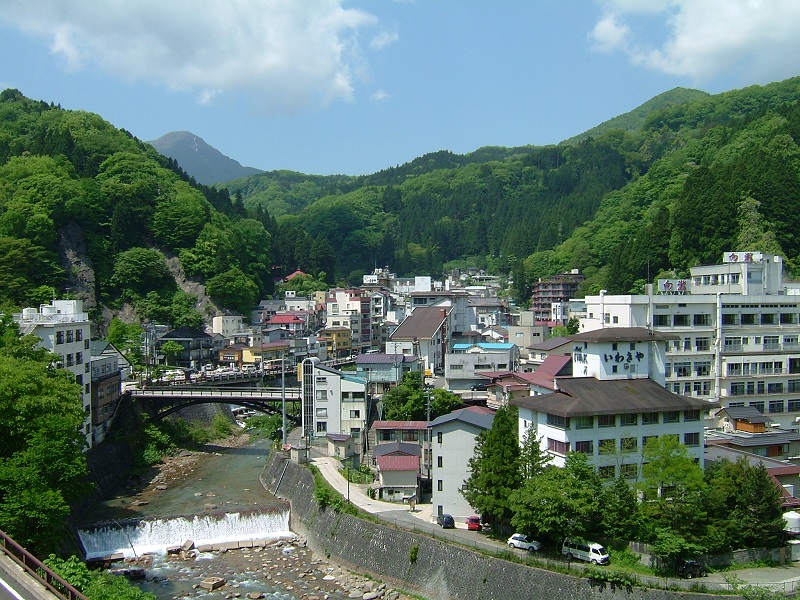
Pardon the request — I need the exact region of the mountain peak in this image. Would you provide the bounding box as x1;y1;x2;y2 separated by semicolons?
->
148;131;262;185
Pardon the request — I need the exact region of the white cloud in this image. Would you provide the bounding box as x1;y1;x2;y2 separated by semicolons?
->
591;0;800;83
371;89;391;102
1;0;381;114
370;29;398;50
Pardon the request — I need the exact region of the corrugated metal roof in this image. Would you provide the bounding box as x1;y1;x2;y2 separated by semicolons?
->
376;455;419;472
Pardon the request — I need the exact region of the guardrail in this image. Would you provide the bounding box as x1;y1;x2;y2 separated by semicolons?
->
0;528;88;600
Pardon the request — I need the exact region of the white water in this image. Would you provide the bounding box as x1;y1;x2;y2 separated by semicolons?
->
78;509;292;559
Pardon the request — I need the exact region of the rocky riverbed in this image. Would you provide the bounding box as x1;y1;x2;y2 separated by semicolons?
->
104;433;418;600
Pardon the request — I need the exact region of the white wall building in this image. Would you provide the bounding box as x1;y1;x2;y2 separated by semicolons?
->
579;252;800;429
14;300;94;448
300;358;368;453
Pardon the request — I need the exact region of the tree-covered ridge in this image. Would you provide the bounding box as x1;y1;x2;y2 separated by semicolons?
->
226;76;800;288
0;89;280;323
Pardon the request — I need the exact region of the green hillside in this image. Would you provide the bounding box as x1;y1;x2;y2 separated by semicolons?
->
2;77;800;325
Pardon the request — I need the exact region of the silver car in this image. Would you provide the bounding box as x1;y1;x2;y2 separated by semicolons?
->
507;533;541;552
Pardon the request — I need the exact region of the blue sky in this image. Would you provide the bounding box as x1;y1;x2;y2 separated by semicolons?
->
2;1;800;176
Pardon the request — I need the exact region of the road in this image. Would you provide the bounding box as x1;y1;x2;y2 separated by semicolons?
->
0;555;54;600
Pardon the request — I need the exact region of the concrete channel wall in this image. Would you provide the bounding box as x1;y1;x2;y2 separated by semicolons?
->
261;452;740;600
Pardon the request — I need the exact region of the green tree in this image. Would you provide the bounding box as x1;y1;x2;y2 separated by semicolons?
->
205;267;258;315
601;476;642;542
461;404;521;527
381;372;461;421
639;435;707;540
518;424;550;480
736;194;783;256
509;452;603;542
160;340;184;365
109;247;174;300
0;315;88;553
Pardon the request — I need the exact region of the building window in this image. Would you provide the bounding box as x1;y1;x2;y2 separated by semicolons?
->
694;314;711;326
769;400;785;414
574;415;593;429
599;439;616;454
598;414;616;428
694;361;711;376
547;438;569;454
599;466;615;479
764;335;780;350
768;382;784;394
684;409;700;421
619;413;637;426
75;329;83;341
684;432;700;446
56;331;64;344
741;313;756;325
546;414;569;429
673;314;690;327
653;315;670;327
789;399;800;412
437;456;442;468
730;382;745;396
695;338;710;352
722;314;739;326
727;363;742;376
437;480;443;491
66;330;74;343
675;362;691;377
620;437;637;452
316;408;328;417
574;440;593;454
663;411;680;423
437;431;443;444
750;401;765;413
620;464;638;479
316;421;327;433
642;412;659;425
349;410;360;419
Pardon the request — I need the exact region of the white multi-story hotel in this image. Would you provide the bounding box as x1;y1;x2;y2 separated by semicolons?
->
579;251;800;429
14;300;94;448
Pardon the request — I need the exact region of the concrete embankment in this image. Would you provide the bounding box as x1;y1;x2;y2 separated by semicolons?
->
261;452;740;600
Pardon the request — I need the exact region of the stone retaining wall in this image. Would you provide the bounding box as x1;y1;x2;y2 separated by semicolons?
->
261;452;740;600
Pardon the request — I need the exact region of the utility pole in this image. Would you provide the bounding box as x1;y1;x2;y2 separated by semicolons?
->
281;354;287;447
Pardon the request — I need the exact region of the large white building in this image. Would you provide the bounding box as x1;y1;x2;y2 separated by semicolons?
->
579;251;800;429
14;300;94;448
512;327;714;479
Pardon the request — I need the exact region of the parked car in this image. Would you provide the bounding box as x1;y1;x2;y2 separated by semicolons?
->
436;514;455;529
676;559;708;579
507;533;541;552
470;383;488;391
561;538;609;565
466;515;482;531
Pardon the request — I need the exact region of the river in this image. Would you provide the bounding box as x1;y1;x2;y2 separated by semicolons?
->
77;435;401;600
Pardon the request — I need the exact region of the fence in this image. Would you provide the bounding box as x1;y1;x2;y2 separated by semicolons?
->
0;529;88;600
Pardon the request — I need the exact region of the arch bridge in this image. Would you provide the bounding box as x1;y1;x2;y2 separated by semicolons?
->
129;387;302;421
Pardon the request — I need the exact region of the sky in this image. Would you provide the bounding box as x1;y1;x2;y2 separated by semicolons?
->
2;1;800;176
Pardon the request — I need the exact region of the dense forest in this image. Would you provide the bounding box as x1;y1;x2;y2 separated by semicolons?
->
2;77;800;328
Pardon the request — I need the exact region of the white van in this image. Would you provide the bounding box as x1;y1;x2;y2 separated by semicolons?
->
562;538;609;565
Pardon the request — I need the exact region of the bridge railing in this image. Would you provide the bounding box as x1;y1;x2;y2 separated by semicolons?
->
130;387;300;398
0;528;88;600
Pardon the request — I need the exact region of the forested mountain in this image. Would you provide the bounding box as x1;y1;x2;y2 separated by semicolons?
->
225;77;800;296
149;131;263;185
1;77;800;330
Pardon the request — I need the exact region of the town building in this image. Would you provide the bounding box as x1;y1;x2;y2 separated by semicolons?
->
354;353;420;395
531;269;585;323
429;406;495;519
89;343;122;446
444;342;520;391
13;300;94;448
578;251;800;429
300;357;368;453
389;306;450;375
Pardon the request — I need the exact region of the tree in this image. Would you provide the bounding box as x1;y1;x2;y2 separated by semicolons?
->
381;372;461;421
518;424;550;480
0;315;88;553
160;340;184;365
109;247;174;300
601;476;642;542
461;404;521;526
639;435;707;540
205;267;258;315
509;452;602;542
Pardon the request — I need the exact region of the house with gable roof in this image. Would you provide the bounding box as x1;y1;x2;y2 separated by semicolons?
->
389;306;450;375
707;406;800;459
429;406;494;519
445;342;520;391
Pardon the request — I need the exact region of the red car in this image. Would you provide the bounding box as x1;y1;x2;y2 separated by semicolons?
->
466;515;482;531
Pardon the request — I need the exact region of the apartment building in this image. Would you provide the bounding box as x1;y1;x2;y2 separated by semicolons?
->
325;288;373;353
531;269;585;322
14;300;94;448
579;252;800;429
300;357;368;450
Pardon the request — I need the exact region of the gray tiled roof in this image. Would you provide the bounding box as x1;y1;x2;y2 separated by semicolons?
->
390;306;450;340
511;377;716;417
570;327;679;343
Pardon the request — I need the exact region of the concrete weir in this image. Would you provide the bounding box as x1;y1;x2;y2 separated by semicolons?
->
77;507;292;560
